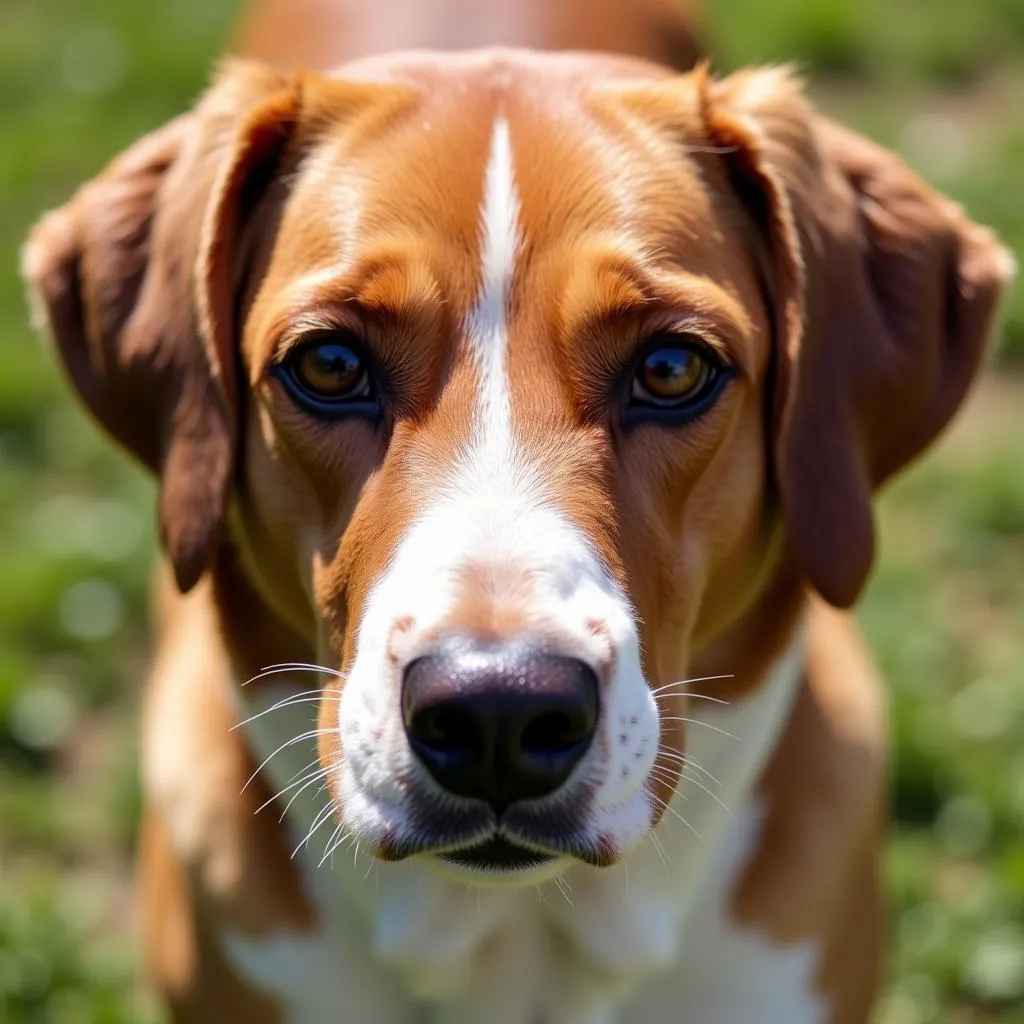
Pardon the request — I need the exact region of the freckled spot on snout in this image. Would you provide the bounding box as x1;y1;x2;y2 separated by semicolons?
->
386;616;417;666
585;619;617;683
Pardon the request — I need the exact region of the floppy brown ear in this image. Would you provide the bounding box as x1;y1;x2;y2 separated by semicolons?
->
702;68;1014;608
22;60;300;592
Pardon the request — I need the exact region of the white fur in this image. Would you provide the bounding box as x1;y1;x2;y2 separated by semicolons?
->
621;800;825;1024
472;115;518;446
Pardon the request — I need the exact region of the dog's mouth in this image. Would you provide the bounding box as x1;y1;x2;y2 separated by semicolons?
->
373;810;612;872
364;780;621;871
439;835;554;873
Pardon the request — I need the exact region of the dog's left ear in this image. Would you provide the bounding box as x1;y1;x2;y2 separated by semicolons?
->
22;61;300;592
701;68;1014;608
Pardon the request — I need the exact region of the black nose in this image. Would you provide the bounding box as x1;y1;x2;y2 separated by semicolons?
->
402;638;599;813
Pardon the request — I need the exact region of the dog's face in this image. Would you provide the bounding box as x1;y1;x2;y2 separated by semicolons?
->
25;52;1010;878
237;53;781;869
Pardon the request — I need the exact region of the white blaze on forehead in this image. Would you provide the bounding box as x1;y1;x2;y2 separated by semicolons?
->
470;116;520;451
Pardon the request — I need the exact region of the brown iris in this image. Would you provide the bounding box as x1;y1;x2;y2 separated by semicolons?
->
275;335;378;417
633;345;714;405
294;341;366;399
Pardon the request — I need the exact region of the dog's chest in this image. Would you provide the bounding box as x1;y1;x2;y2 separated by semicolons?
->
223;837;642;1023
220;799;825;1024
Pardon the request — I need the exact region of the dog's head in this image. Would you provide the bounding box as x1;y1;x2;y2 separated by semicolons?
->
24;52;1011;877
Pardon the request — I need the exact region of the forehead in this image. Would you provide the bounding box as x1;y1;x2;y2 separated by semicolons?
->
251;52;759;330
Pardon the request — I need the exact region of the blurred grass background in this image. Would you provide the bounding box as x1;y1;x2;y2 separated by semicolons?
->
0;0;1022;1021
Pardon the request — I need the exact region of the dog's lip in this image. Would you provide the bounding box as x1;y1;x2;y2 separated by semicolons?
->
366;780;613;865
377;824;610;868
439;835;554;872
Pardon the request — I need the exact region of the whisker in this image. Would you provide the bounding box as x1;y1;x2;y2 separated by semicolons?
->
646;769;691;802
318;822;346;868
654;751;722;786
333;831;357;870
647;765;688;791
677;771;732;815
259;661;346;677
677;755;721;786
654;692;730;706
269;768;330;818
242;663;347;688
331;830;356;870
649;674;734;696
634;821;672;877
283;780;329;822
657;716;738;740
552;875;574;907
232;693;340;731
279;754;323;787
241;729;336;793
645;785;704;843
643;774;692;815
255;759;326;814
648;830;672;870
651;749;724;802
293;799;337;860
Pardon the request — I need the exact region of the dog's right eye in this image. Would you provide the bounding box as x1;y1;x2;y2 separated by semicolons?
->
273;335;380;419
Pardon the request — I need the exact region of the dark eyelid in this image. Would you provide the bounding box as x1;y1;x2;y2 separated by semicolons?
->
272;321;364;364
631;331;733;376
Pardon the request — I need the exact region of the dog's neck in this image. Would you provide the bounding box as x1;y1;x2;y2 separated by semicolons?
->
217;542;809;1021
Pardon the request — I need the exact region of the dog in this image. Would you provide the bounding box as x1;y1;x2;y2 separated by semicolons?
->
22;0;1012;1019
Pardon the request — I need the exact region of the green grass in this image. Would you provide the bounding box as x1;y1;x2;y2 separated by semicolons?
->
1;0;1023;1021
707;0;1024;363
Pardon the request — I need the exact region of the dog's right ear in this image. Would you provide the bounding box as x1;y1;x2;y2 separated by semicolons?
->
22;61;299;592
700;67;1013;608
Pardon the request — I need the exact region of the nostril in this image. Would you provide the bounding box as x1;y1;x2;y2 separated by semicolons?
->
521;710;583;756
412;705;480;756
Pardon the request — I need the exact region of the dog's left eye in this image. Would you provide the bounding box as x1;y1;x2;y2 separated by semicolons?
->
273;335;378;418
626;335;730;424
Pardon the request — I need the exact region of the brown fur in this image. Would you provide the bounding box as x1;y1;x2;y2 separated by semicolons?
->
737;602;889;1010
